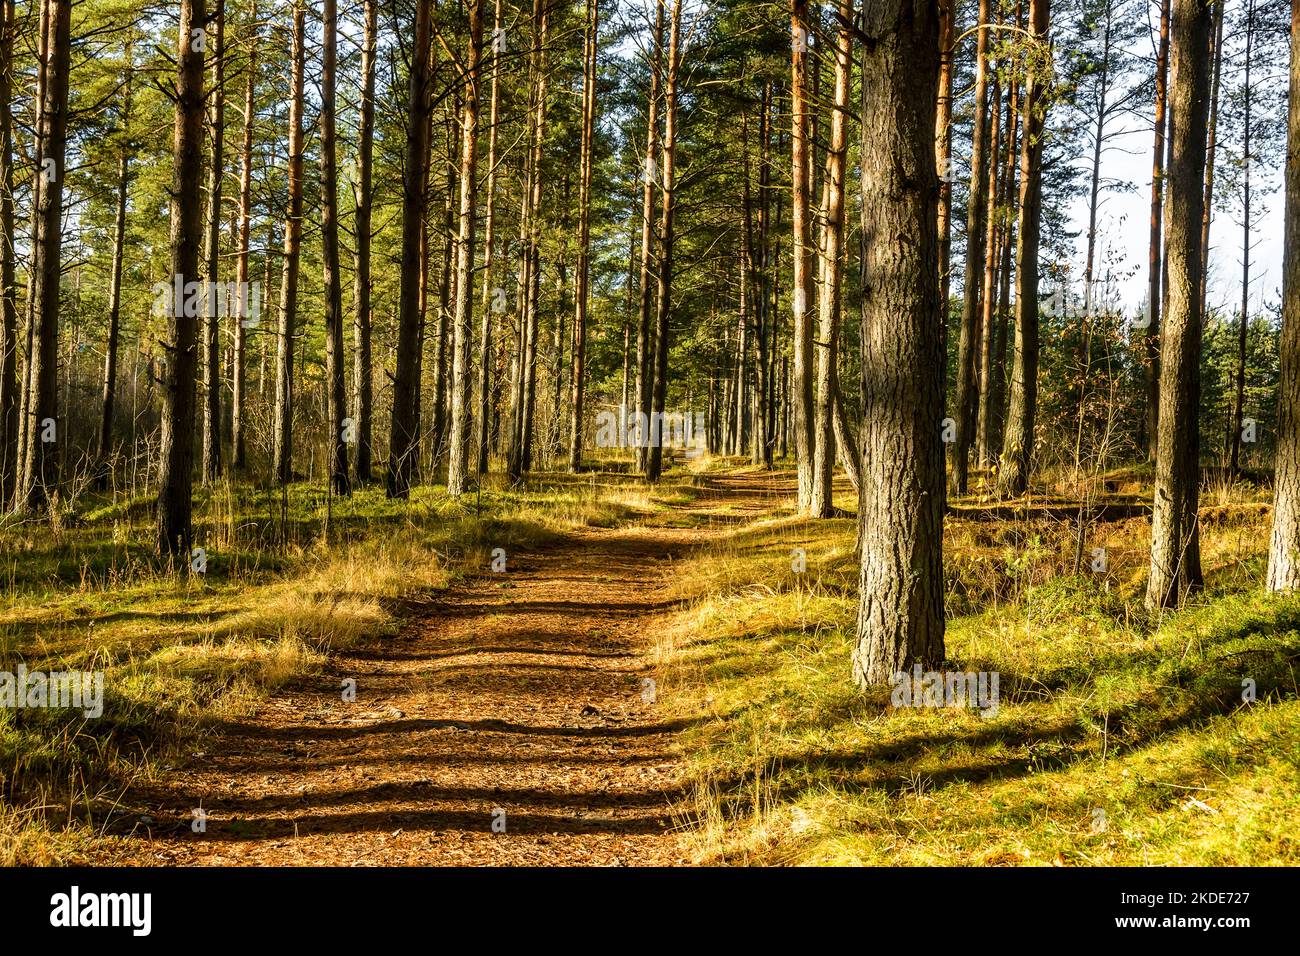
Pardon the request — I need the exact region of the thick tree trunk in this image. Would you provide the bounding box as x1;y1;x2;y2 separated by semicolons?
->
321;0;349;495
155;0;205;555
1265;0;1300;591
996;0;1050;498
201;0;224;484
272;2;305;486
809;0;850;517
387;0;433;498
1146;0;1212;610
352;0;376;483
447;0;484;496
568;0;598;473
852;0;945;688
646;0;680;483
18;0;69;513
950;0;992;496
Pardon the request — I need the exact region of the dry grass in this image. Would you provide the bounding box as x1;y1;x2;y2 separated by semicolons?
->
654;466;1300;865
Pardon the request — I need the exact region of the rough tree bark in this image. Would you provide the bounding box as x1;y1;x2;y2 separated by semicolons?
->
852;0;945;687
1146;0;1212;610
387;0;433;498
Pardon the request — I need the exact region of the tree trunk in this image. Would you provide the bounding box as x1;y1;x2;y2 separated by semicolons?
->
95;148;130;488
646;0;680;483
272;1;305;486
634;0;665;474
231;0;257;473
17;0;51;501
996;0;1050;498
790;0;815;508
201;0;224;484
155;0;205;554
1265;0;1300;591
506;1;548;480
950;0;992;497
810;0;850;517
831;375;859;493
568;0;598;473
352;0;376;484
1197;0;1224;318
936;0;955;314
852;0;945;687
447;0;485;496
18;0;70;513
321;0;349;495
387;0;433;498
1146;0;1212;610
976;49;1003;467
1143;0;1171;462
0;0;17;506
1227;0;1254;477
476;0;503;476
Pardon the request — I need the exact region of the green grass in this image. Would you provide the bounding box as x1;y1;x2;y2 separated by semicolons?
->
0;464;690;864
654;468;1300;865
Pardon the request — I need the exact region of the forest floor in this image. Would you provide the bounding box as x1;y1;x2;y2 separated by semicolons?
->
5;461;1297;866
105;470;782;865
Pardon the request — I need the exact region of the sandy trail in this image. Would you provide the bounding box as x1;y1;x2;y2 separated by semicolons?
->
115;471;783;865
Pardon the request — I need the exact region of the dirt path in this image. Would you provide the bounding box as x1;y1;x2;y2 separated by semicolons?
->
116;471;784;866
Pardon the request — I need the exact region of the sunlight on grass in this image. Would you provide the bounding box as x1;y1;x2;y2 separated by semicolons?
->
654;469;1300;865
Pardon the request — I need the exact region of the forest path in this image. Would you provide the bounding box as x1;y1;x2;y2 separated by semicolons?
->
115;469;787;865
